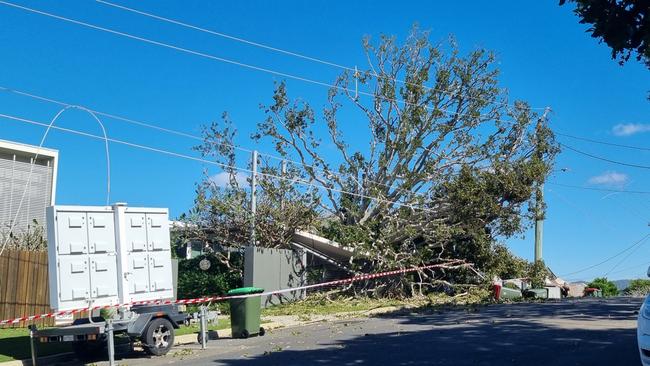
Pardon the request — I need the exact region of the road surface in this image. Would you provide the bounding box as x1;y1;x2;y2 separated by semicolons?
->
86;297;643;365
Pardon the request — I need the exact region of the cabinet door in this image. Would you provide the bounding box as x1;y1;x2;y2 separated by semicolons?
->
56;212;87;255
125;213;147;252
146;213;170;251
128;252;150;294
58;255;89;301
88;212;116;254
148;252;172;292
89;254;118;298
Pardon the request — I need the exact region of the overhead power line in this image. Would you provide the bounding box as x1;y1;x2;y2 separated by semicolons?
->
547;182;650;195
0;111;436;214
96;0;351;71
96;0;547;111
555;132;650;151
607;260;650;276
0;85;426;199
0;1;551;203
0;105;112;257
559;233;650;278
559;142;650;170
0;86;205;142
0;1;521;124
604;234;650;277
1;1;547;199
546;188;621;234
0;3;340;92
549;183;650;235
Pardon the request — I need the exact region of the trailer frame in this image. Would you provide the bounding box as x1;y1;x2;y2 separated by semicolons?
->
28;304;188;365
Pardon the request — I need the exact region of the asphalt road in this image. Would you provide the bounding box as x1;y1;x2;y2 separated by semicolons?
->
89;297;642;366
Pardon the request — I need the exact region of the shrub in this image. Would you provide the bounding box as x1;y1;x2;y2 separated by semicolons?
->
587;277;618;297
485;244;530;282
177;253;243;300
528;260;549;289
624;279;650;297
0;220;47;251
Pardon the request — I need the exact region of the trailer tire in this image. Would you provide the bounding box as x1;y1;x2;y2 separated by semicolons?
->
142;318;175;356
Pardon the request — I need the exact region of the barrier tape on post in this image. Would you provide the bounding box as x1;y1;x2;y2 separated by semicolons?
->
0;260;469;325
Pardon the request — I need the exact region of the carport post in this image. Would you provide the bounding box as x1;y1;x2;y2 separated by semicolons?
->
106;319;115;366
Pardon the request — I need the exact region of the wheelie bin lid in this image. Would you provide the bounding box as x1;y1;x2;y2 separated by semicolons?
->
227;287;265;296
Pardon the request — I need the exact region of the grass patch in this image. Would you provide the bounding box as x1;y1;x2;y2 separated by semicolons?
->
0;317;232;363
262;295;416;317
0;327;137;363
262;288;492;317
185;302;230;316
0;327;72;363
175;317;271;337
175;318;231;336
427;287;492;307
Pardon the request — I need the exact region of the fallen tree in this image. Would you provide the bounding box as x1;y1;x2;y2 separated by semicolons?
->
190;27;558;296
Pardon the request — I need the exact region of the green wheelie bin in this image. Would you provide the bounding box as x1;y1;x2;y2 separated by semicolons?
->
227;287;265;338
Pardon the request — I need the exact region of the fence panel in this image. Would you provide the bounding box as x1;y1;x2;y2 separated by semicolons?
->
0;249;52;327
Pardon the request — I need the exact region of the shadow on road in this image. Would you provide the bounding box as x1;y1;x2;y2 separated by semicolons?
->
214;298;642;366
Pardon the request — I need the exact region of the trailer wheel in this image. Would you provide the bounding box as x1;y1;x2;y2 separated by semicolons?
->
142;318;175;356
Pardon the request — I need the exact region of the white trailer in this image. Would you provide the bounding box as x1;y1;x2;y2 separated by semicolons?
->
29;203;188;364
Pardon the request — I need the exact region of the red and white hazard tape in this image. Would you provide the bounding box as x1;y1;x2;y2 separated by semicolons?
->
0;260;467;325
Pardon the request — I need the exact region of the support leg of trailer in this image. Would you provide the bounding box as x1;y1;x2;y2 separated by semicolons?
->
200;305;207;350
106;319;115;366
29;325;37;366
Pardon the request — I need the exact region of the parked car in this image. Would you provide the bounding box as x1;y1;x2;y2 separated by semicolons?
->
636;267;650;365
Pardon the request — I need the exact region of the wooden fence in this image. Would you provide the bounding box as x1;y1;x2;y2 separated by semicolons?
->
0;249;53;327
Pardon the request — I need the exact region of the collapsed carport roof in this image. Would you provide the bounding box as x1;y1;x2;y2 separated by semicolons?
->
291;230;355;264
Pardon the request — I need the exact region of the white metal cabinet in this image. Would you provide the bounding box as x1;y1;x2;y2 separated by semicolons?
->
124;208;173;302
47;205;174;311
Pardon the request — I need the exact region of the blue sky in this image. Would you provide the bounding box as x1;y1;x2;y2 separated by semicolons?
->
1;1;649;281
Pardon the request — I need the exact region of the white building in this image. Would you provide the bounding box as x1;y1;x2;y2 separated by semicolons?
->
0;139;58;233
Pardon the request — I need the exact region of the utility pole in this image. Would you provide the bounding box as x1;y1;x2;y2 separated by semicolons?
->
534;108;551;263
250;150;258;246
280;160;287;211
534;182;544;262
